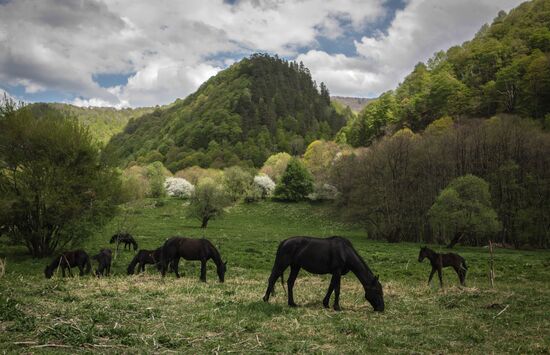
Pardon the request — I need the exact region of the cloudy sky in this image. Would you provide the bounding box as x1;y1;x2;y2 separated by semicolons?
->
0;0;524;108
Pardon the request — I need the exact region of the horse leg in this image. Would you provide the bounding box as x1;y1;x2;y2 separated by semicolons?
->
61;265;66;277
437;267;443;288
174;258;182;278
287;266;300;307
452;266;462;285
263;266;286;302
323;282;334;308
332;271;342;311
428;268;436;285
78;264;84;276
199;259;206;282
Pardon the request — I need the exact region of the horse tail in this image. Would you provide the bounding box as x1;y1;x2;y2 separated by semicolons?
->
127;254;139;275
280;270;286;295
461;259;468;270
132;239;138;251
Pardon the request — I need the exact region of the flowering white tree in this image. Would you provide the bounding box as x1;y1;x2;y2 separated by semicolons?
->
253;174;276;198
164;177;195;198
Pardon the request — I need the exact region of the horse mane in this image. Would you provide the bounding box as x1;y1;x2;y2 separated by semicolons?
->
341;238;375;279
204;239;223;266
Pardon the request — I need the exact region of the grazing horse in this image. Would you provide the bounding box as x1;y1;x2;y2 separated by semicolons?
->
44;250;91;279
263;236;384;312
159;237;227;282
109;232;138;251
127;248;177;275
92;249;112;277
418;246;467;287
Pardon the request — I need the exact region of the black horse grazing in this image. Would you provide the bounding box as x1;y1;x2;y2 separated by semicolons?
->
110;232;138;251
159;237;227;282
263;236;385;312
418;246;468;287
44;250;91;279
92;249;112;277
127;248;178;275
127;248;160;274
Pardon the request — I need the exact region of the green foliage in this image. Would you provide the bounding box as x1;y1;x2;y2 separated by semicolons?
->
105;54;346;169
0;100;121;257
25;103;153;145
274;158;314;202
146;162;169;198
429;175;501;246
339;0;550;146
175;166;224;185
187;178;231;228
303;140;342;184
223;166;254;202
332;115;550;247
259;152;292;182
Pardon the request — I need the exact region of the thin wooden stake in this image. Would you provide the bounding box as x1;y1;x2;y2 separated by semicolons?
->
489;240;495;287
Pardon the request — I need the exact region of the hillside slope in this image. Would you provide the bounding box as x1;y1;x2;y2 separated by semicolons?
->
27;103;154;144
104;54;346;170
339;0;550;147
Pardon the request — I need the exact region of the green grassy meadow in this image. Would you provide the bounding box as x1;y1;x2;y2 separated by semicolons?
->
1;199;549;353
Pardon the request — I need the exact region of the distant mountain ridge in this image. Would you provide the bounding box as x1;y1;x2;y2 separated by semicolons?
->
331;96;374;112
104;53;346;171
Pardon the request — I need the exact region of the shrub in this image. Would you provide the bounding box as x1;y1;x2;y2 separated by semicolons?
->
429;174;501;247
175;166;224;185
308;183;340;201
164;177;195;198
253;174;276;198
223;166;254;202
274;158;314;202
260;152;292;182
147;162;170;198
187;178;231;228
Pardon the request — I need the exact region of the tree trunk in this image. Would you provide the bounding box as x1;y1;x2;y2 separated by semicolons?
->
447;232;463;248
201;216;209;229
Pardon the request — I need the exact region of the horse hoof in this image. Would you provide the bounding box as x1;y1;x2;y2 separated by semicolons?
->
262;296;269;302
322;301;329;308
334;305;341;311
288;302;297;308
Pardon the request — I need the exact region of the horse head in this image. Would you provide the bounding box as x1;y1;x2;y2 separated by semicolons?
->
418;246;428;262
217;260;227;283
44;265;54;279
365;275;384;312
109;234;118;244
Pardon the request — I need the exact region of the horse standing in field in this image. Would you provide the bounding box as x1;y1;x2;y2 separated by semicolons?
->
93;248;112;277
44;250;91;278
418;246;467;287
127;247;177;275
110;232;138;251
159;237;227;282
263;236;385;312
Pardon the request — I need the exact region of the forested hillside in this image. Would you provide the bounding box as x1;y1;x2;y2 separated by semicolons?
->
26;103;153;144
104;54;346;170
339;0;550;147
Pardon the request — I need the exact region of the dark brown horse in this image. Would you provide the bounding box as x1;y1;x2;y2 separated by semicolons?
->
263;236;384;312
92;249;112;277
159;237;227;282
110;232;138;251
44;250;91;278
418;246;468;287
